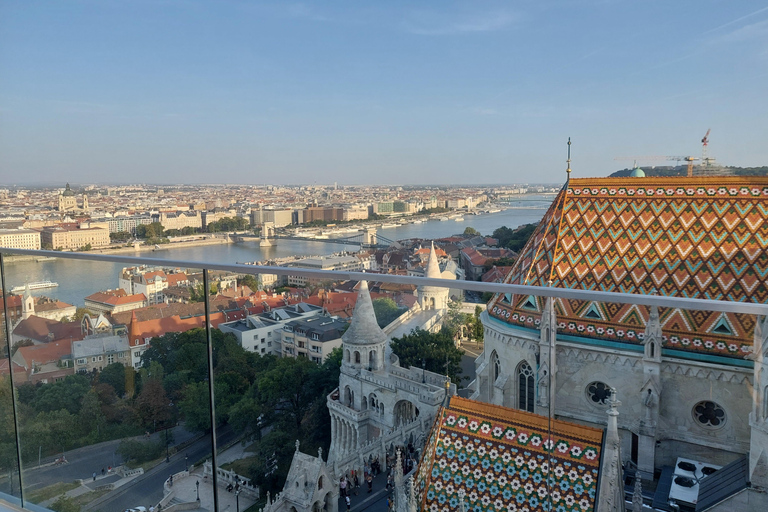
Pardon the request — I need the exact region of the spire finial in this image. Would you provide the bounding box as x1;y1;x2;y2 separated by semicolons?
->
566;137;572;179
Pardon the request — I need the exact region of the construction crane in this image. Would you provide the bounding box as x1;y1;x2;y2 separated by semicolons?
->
614;155;699;177
701;129;714;169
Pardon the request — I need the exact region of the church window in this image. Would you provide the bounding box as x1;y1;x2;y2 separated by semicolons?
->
354;351;361;364
521;296;538;311
516;362;535;412
712;316;733;335
584;303;602;320
693;401;726;427
586;381;611;405
493;353;501;382
345;349;350;363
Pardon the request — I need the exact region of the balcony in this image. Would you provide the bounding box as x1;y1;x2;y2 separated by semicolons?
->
0;247;765;511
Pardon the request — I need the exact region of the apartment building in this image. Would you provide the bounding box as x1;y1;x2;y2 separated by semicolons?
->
40;226;110;250
0;228;41;250
280;316;345;363
219;302;322;355
284;255;363;287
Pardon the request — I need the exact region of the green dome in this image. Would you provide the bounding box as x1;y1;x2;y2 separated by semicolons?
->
62;183;75;196
629;167;646;178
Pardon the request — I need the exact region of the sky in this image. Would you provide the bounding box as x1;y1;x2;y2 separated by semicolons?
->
1;0;767;186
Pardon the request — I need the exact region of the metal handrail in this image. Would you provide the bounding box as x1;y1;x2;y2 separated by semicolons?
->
1;248;767;315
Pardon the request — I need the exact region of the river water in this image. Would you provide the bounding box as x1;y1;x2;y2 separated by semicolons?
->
3;200;552;308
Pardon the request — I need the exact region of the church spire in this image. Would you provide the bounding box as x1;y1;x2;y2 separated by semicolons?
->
129;311;142;347
597;388;625;512
342;280;388;346
566;137;572;180
425;242;441;279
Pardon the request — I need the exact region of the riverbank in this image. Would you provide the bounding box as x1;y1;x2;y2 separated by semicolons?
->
92;236;232;255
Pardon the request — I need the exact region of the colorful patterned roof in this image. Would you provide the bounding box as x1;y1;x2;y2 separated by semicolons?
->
415;396;604;512
489;176;768;360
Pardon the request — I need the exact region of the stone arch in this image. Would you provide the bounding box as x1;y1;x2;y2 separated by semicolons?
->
354;351;361;364
429;297;435;310
516;361;535;412
345;349;350;363
344;386;352;408
318;475;323;489
369;349;377;370
490;350;501;397
393;400;419;427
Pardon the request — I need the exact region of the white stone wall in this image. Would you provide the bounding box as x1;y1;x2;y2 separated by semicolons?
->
477;312;754;469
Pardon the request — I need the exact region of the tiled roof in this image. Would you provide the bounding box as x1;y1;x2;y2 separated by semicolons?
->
415;396;603;512
489;176;768;360
12;315;83;343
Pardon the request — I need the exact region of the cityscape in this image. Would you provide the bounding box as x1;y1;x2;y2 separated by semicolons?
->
2;2;768;512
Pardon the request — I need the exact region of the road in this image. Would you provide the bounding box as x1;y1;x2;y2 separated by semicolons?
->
0;425;198;504
88;426;237;512
458;341;483;397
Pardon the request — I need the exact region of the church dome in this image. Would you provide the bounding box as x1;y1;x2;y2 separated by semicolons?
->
629;167;646;178
62;183;75;196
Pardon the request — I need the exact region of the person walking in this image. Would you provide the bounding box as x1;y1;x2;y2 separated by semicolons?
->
92;472;96;481
366;474;373;493
339;476;347;497
353;473;359;495
345;495;351;511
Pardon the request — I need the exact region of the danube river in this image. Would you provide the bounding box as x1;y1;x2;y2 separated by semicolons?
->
3;201;551;308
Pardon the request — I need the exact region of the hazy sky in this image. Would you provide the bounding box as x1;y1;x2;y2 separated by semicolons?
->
1;1;767;185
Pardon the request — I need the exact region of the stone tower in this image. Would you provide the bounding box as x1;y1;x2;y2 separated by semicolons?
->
21;285;35;320
327;279;452;474
416;243;449;311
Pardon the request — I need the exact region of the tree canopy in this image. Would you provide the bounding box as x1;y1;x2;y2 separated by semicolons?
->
492;223;537;252
390;328;464;384
372;297;405;329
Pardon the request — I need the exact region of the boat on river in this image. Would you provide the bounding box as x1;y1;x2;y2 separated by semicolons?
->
11;280;59;293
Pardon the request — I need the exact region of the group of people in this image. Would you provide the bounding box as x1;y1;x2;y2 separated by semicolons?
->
338;446;420;511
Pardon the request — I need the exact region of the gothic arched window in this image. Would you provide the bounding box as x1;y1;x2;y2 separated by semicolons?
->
492;351;501;382
516;362;535;412
354;351;361;364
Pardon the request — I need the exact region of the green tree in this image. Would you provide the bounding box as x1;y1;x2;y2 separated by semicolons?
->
238;274;259;291
463;226;480;236
32;374;90;414
492;223;537;252
136;222;165;239
372;297;405;329
109;231;132;242
98;363;126;397
390;328;465;384
473;305;485;343
136;378;171;430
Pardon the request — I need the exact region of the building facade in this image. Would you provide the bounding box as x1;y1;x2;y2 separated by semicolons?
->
280;316;345;363
0;228;41;250
474;176;768;492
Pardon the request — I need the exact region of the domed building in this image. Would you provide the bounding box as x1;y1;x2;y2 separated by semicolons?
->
57;183;89;212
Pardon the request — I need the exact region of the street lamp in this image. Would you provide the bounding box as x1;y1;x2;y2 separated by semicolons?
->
422;358;426;383
235;489;240;512
196;480;200;501
185;453;188;472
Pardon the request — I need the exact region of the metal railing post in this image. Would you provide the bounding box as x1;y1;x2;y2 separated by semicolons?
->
203;269;220;509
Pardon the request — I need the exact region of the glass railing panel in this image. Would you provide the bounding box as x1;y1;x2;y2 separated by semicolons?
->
0;253;215;511
0;251;23;504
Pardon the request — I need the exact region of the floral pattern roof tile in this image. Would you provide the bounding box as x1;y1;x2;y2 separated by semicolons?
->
489;176;768;359
415;397;603;512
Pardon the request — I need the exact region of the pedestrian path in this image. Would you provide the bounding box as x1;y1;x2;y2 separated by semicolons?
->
339;468;394;512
